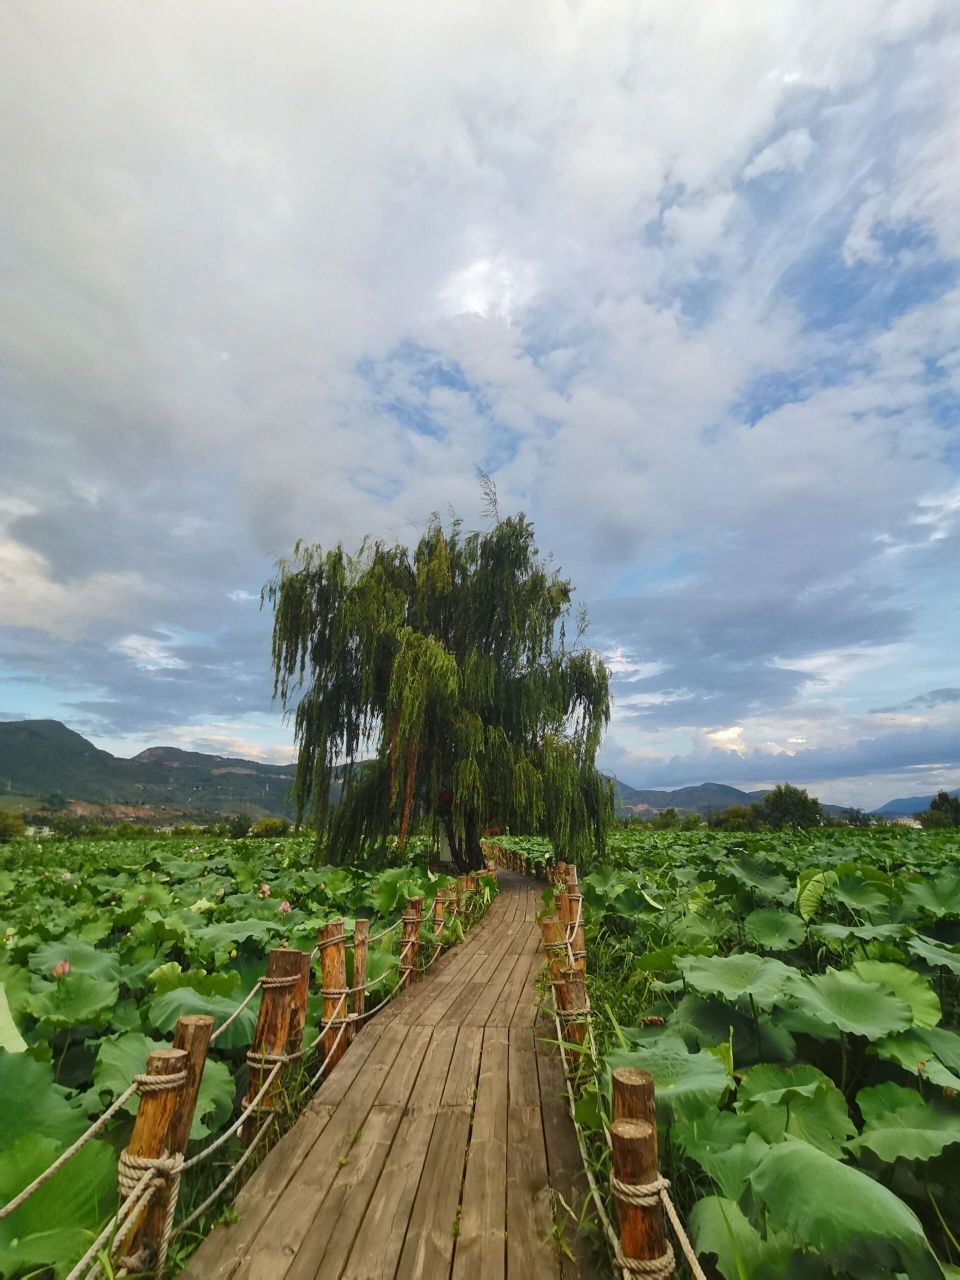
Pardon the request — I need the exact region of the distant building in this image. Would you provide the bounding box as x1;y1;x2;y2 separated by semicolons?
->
890;816;922;828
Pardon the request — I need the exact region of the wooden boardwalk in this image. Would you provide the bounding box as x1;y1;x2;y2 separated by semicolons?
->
182;873;593;1280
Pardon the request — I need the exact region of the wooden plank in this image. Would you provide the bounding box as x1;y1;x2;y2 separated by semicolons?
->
487;946;541;1029
508;1024;541;1108
507;1102;561;1280
451;1026;509;1280
534;1011;596;1280
394;1106;472;1280
340;1024;459;1279
440;1025;483;1107
460;950;525;1027
229;1023;414;1280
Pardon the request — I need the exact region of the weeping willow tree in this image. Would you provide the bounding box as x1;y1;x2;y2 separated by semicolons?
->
265;497;613;870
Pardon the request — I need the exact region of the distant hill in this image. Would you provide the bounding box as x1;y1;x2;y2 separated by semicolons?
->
0;719;296;819
612;779;772;816
872;788;959;816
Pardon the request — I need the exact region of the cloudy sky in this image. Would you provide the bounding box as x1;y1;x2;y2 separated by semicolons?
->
1;1;958;808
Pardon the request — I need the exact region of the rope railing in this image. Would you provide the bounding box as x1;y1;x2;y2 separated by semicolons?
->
2;869;498;1280
483;843;705;1280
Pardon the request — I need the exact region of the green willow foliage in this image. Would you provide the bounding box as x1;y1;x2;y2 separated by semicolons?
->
265;510;613;868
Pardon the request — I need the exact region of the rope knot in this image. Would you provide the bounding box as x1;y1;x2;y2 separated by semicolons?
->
609;1172;670;1209
133;1070;188;1095
260;973;301;989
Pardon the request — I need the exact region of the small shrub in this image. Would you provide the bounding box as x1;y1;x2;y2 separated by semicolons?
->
0;811;26;843
249;817;291;838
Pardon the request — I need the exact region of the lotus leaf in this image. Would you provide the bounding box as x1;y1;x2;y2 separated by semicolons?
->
0;1051;87;1149
678;953;793;1010
0;983;26;1053
849;1082;960;1163
603;1032;729;1123
784;968;912;1040
688;1196;796;1280
796;869;833;922
674;1111;770;1200
146;987;257;1049
874;1027;960;1090
148;960;242;998
28;938;119;985
908;934;960;976
744;908;805;950
749;1140;942;1279
903;872;960;918
0;1133;116;1274
851;960;941;1030
736;1063;855;1157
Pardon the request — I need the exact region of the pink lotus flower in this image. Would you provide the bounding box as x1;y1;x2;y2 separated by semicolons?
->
278;900;292;914
138;893;145;903
258;883;271;898
51;959;71;978
61;871;72;881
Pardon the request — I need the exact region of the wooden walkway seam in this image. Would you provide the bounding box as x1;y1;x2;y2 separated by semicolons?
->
182;873;594;1280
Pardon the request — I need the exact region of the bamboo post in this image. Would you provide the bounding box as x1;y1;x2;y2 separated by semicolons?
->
448;878;459;925
351;918;369;1031
538;915;567;979
167;1015;213;1155
610;1115;672;1276
432;889;446;956
317;919;348;1068
555;862;570;931
400;896;423;984
553;966;587;1063
119;1047;188;1268
244;948;301;1138
564;864;586;973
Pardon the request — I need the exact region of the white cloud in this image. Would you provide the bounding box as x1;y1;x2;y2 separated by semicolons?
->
743;128;815;180
114;634;186;671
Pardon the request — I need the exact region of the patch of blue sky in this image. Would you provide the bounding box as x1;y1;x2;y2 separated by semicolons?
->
357;341;484;440
610;549;702;598
783;220;958;338
731;353;853;426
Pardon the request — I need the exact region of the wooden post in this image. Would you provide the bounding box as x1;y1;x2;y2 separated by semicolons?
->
400;896;423;984
432;889;446;956
167;1015;213;1155
610;1116;671;1276
317;919;348;1068
564;864;586;973
555;862;570;932
447;878;459;925
119;1047;188;1267
244;948;301;1137
553;966;587;1063
538;915;567;979
612;1066;658;1129
284;950;311;1061
351;918;369;1032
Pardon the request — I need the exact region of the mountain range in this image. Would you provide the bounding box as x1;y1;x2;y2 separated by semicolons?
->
0;719;944;821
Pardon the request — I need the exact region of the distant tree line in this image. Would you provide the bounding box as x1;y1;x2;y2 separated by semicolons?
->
918;790;960;829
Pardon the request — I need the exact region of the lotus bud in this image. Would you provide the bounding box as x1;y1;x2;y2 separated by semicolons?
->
52;958;70;978
278;900;292;913
258;883;271;897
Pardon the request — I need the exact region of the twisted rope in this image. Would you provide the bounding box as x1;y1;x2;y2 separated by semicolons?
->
116;1150;184;1272
610;1172;671;1208
210;979;263;1044
260;973;301;989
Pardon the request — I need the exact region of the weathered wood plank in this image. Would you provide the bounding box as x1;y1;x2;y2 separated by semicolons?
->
394;1106;472;1280
451;1026;509;1280
508;1102;562;1280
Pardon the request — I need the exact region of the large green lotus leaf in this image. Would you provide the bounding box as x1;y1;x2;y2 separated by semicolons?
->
903;872;960;918
813;921;904;943
851;960;941;1030
670;994;796;1066
28;938;119;985
834;875;892;912
678;954;793;1010
796;869;834;922
736;1063;855;1157
26;969;121;1029
908;935;960;976
688;1196;797;1280
744;908;805;950
874;1028;960;1090
190;1056;235;1140
0;1133;116;1273
0;1050;87;1149
0;984;26;1053
181;917;277;966
603;1032;730;1124
674;1110;770;1201
93;1032;164;1116
726;855;791;901
785;968;912;1040
849;1082;960;1163
749;1140;942;1279
146;987;256;1049
0;964;32;1019
147;960;241;998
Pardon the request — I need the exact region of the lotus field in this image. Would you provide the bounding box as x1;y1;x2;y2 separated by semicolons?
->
0;835;483;1278
499;828;960;1278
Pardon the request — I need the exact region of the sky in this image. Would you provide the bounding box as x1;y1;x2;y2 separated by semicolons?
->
1;0;958;809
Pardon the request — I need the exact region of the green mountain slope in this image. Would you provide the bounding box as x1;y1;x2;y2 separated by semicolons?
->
0;719;296;817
